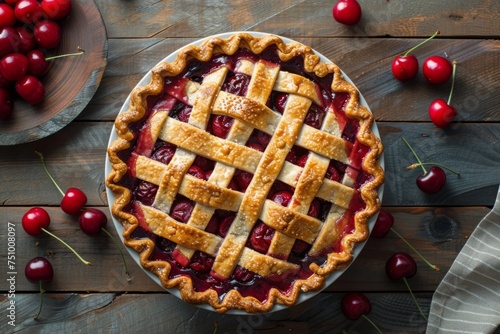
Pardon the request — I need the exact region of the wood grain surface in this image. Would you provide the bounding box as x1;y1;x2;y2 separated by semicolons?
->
0;0;499;333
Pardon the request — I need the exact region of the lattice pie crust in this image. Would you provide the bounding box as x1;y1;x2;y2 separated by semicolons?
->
106;33;384;313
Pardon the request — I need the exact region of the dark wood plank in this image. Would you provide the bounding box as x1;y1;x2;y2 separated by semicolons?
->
0;206;488;292
80;38;500;122
0;292;433;333
94;0;500;38
1;122;497;207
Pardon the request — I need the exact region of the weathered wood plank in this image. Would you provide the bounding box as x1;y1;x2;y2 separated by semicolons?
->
80;38;500;122
0;122;497;207
0;206;489;292
94;0;500;39
0;292;433;334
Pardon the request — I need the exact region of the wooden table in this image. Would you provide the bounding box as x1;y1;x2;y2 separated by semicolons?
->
1;1;499;333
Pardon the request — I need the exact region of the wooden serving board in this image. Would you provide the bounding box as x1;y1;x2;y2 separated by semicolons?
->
0;0;107;146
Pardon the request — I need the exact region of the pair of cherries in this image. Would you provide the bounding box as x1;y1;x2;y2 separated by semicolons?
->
341;253;424;332
342;210;433;330
392;31;459;128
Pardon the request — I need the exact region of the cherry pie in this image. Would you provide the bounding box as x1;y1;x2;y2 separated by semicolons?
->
106;33;384;313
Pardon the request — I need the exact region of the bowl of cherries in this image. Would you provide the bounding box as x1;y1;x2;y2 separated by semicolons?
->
0;0;107;146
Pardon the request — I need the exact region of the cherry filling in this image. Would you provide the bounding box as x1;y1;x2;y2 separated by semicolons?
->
120;45;373;302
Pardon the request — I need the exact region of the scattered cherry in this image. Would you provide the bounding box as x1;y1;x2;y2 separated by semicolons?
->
373;209;439;271
386;252;428;321
79;208;107;236
21;206;50;236
25;256;53;320
332;0;362;26
423;56;453;84
391;31;439;81
429;61;458;128
402;137;459;194
22;206;92;265
341;293;383;334
36;151;88;216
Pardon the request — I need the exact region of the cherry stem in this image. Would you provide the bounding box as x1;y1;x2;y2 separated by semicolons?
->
101;227;131;281
401;137;426;174
403;277;428;322
34;281;44;320
447;61;458;105
361;314;384;334
41;228;92;265
390;227;440;271
403;31;440;57
35;151;65;197
45;46;85;61
407;162;460;175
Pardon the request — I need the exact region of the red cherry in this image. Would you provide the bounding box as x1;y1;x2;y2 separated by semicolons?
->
332;0;362;26
416;166;447;194
341;292;372;320
0;87;13;119
25;256;54;283
15;75;45;105
386;252;428;321
429;98;457;128
41;0;71;20
0;4;16;28
402;136;459;194
423;56;453;84
22;207;50;236
341;293;383;333
391;54;419;81
1;53;28;81
15;0;44;24
61;187;88;216
16;26;36;54
391;31;439;81
27;49;49;77
25;256;54;320
79;208;107;236
34;20;61;49
385;252;417;281
371;209;394;238
0;27;21;57
429;61;458;128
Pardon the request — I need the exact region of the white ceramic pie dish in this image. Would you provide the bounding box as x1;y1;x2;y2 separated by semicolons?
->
105;31;385;314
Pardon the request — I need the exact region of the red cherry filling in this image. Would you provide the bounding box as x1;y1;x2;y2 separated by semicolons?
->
120;46;376;302
249;221;275;253
170;198;194;223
